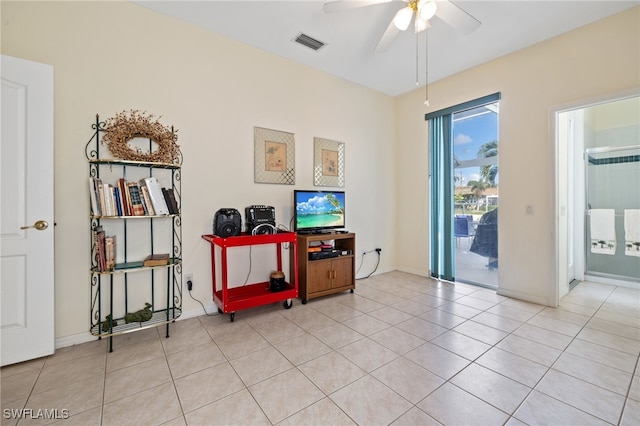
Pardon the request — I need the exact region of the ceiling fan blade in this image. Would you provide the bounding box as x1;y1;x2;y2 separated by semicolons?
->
435;0;481;34
374;18;401;53
323;0;396;14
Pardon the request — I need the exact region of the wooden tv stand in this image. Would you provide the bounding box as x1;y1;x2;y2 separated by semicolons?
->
291;232;355;304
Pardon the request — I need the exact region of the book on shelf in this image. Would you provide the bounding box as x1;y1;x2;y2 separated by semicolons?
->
140;177;169;215
140;185;155;216
92;225;107;272
127;182;146;216
104;235;116;270
97;181;106;216
143;253;170;267
162;188;179;215
89;177;101;216
113;187;123;216
114;261;144;270
118;178;132;216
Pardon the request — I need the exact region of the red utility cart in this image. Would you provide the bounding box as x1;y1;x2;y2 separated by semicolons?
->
201;232;298;322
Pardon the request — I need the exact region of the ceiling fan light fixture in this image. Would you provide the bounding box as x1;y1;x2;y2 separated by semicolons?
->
415;16;427;33
418;0;437;21
393;7;413;31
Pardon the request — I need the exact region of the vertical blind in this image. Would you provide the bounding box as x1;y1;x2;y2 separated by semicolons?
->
426;93;501;281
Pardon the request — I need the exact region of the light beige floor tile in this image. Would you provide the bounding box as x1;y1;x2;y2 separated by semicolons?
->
455;295;498;311
160;319;214;355
44;339;107;366
404;342;470;380
159;415;186;426
199;315;252;341
25;376;104;421
337;338;398;372
586;317;640;341
275;333;332;365
389;299;431;316
395;317;448;341
471;312;523;333
310;298;363;322
512;323;573;350
411;293;447;308
629;374;640;401
514;389;610;426
620;398;640;426
470;290;508;303
279;307;338;332
185;389;270;426
336;294;386;313
557;300;599;316
499;298;545;314
552;351;633;396
357;287;406;306
228;345;293;386
372;357;444;404
504;417;528;426
496;334;562;367
369;326;426;355
48;406;102;426
594;307;640;328
367;306;414;325
452;319;509;345
342;313;392;336
535;369;625;424
174;362;245;413
0;357;45;378
417;382;509;426
249;368;324;424
1;368;39;405
298;351;366;394
538;306;591;326
436;302;483;319
487;304;537;322
112;326;161;348
330;375;412;426
431;330;492;361
104;356;172;403
0;397;26;426
566;338;638;373
525;313;584;337
33;353;106;394
576;327;640;355
102;382;181;426
391;407;442;426
105;337;165;372
450;363;531;414
250;315;307;345
278;397;357;426
418;309;467;329
475;347;548;387
214;327;271;360
166;341;226;379
310;322;365;349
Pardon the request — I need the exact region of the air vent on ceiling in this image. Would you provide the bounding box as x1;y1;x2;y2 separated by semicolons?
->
293;33;326;51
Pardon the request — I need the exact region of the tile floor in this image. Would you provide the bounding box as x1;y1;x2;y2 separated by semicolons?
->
2;271;639;425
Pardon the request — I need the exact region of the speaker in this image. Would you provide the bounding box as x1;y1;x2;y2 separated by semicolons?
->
214;208;242;237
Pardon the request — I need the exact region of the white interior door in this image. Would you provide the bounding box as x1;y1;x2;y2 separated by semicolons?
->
1;55;55;366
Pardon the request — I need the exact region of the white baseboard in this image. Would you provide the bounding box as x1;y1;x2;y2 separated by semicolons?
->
54;304;219;350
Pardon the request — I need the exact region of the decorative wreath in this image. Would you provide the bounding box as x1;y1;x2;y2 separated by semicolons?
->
102;110;179;163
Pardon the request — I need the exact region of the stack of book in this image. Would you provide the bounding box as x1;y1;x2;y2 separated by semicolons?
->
92;226;115;272
89;177;179;217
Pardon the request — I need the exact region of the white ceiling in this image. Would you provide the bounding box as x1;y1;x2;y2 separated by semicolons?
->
132;0;638;96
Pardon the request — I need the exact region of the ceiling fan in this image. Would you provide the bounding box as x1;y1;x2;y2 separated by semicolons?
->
323;0;481;52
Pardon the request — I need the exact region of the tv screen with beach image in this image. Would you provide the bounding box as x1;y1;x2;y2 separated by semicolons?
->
295;191;345;231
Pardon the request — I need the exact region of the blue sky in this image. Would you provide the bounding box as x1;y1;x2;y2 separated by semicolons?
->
453;107;498;185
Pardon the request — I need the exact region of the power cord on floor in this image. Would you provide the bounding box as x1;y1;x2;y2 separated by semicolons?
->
356;248;381;280
187;279;217;316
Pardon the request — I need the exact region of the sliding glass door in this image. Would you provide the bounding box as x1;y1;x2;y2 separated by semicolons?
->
427;94;500;288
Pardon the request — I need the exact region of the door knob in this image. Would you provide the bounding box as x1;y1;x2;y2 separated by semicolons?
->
20;220;48;231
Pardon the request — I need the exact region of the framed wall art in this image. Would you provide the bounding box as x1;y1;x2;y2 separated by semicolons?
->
254;127;295;185
314;137;344;187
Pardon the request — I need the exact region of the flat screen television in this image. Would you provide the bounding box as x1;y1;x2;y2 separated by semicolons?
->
293;190;345;234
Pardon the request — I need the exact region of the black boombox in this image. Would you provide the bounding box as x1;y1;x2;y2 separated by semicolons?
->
245;205;276;235
213;208;242;237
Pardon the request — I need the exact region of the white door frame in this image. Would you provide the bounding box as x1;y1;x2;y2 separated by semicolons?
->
551;87;640;306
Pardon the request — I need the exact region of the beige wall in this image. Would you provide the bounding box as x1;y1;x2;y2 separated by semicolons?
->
1;1;397;343
395;7;640;304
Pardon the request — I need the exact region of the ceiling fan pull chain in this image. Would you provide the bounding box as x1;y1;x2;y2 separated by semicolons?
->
424;29;430;107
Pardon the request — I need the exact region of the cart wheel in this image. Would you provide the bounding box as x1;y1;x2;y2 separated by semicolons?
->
283;299;293;309
350;289;354;293
230;312;235;322
217;307;223;314
301;298;307;305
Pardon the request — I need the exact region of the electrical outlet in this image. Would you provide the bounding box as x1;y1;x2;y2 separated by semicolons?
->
185;273;194;290
375;248;382;253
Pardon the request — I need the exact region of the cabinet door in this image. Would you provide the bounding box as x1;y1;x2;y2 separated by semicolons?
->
307;261;332;294
331;257;354;289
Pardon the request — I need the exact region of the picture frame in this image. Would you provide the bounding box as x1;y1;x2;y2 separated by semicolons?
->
314;137;345;187
254;127;295;185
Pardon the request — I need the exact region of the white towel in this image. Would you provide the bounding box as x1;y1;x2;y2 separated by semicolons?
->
590;209;616;255
624;209;640;257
